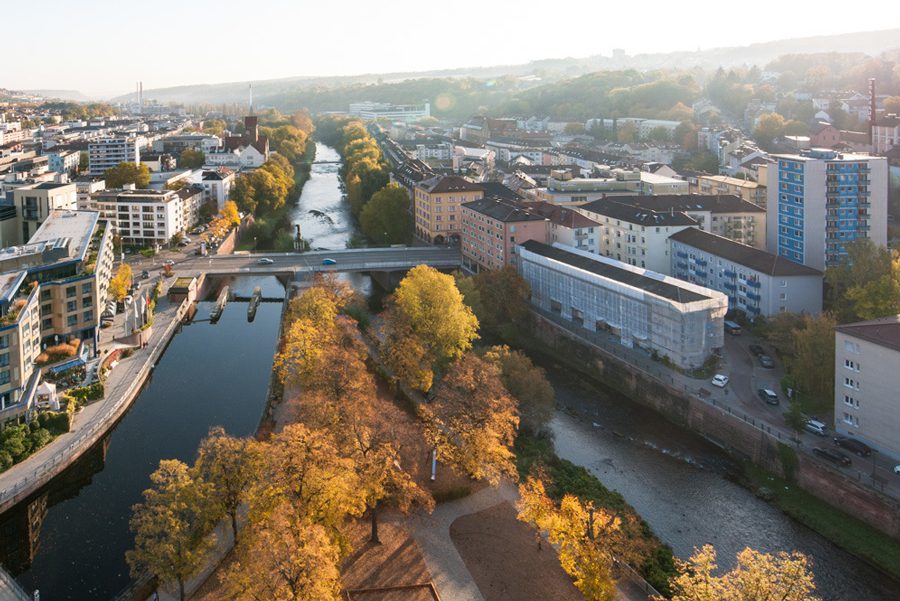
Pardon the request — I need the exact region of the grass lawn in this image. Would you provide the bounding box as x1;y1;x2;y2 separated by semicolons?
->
743;463;900;580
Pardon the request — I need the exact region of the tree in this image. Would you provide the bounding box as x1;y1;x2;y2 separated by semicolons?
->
222;504;341;601
825;239;894;322
884;96;900;115
383;265;479;390
483;345;554;434
359;183;413;245
845;254;900;320
222;200;241;227
127;460;216;601
617;122;638;144
790;314;837;402
108;263;133;302
668;544;819;601
195;427;260;541
180;149;205;169
564;122;586;135
78;151;88;172
104;161;150;189
420;353;519;484
472;266;531;333
646;126;671;143
753;113;785;150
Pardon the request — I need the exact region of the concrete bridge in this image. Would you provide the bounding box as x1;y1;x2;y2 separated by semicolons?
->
174;246;462;280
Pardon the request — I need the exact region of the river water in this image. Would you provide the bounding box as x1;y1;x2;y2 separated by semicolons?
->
543;365;898;601
291;143;356;250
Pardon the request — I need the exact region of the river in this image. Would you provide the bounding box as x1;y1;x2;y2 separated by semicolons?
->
543;364;898;601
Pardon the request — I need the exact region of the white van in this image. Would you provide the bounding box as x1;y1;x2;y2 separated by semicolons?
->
804;419;828;436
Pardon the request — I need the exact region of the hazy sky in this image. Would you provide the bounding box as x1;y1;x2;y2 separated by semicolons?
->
6;0;900;98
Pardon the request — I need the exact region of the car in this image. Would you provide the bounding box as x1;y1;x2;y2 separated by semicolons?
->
834;436;872;457
894;465;900;475
178;237;192;246
140;270;150;279
757;388;779;405
813;447;852;466
163;259;175;267
322;258;337;265
749;344;765;357
804;419;828;436
758;354;775;368
257;257;274;265
711;374;729;388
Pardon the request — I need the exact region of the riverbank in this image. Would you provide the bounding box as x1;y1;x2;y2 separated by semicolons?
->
0;295;189;515
505;313;900;586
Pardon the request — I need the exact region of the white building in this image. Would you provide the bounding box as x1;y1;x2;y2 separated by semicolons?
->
872;115;900;154
834;317;900;460
533;169;689;206
197;168;235;210
518;241;728;369
766;149;888;271
90;188;186;246
527;201;601;254
669;228;823;318
46;149;80;175
348;101;430;123
88;136;144;175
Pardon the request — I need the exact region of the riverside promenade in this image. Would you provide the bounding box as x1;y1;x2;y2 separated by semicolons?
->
0;295;189;515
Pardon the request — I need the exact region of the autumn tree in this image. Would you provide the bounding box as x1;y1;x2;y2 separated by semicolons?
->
195;427;261;541
383;265;479;391
845;253;900;320
753;112;785;150
472;265;531;333
104;161;150;189
483;345;554;434
786;314;837;402
179;149;205;169
222;200;241;227
359;183;413;244
108;263;133;301
421;353;518;483
667;544;819;601
222;504;341;601
127;460;217;601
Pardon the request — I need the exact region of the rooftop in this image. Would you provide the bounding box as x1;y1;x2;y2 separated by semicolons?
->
615;194;765;214
578;200;698;226
836;316;900;353
519;240;713;304
417;175;483;194
462;198;546;223
668;228;822;277
527;201;600;228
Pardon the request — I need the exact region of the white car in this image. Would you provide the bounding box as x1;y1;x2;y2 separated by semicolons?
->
711;374;729;388
894;465;900;475
257;257;274;265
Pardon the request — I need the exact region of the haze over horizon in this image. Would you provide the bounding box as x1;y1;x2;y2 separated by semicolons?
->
7;0;900;98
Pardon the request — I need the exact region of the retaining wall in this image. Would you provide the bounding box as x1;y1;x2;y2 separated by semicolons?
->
530;314;900;540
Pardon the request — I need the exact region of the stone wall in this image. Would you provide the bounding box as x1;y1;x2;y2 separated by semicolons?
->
530;314;900;540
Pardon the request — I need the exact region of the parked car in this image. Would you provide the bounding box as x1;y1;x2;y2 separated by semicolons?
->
804;419;828;436
711;374;729;388
322;258;337;265
813;447;851;466
834;437;872;457
724;320;742;335
749;344;765;357
178;237;192;246
758;354;775;368
140;270;150;279
257;257;274;265
757;388;779;405
163;259;175;267
894;465;900;475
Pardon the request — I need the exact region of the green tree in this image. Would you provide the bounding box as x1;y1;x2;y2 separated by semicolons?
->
473;266;532;333
825;239;893;322
127;460;216;601
179;148;205;169
421;353;519;484
359;183;413;244
104;162;150;189
791;314;837;402
845;255;900;320
483;345;555;434
753;113;785;150
617;122;638;144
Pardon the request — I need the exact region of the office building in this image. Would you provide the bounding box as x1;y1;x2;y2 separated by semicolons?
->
669;228;823;318
348;101;431;123
518;241;727;369
834;316;900;460
766;149;888;270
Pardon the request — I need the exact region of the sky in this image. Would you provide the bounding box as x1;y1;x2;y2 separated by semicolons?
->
6;0;900;98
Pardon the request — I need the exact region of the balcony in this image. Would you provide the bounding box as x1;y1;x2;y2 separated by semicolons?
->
676;261;688;271
747;291;761;302
676;251;688;259
746;279;761;289
723;269;737;278
724;282;737;291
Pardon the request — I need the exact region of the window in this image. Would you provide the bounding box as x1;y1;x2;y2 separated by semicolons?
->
0;353;8;367
42;317;52;329
83;310;93;323
66;286;77;298
0;371;9;385
843;395;859;408
67;300;77;313
844;377;859;390
81;283;92;295
0;335;7;350
67;315;78;327
844;359;860;371
842;412;859;427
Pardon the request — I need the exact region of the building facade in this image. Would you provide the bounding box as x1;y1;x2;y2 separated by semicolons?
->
766;150;888;271
834;317;900;460
518;241;727;369
460;198;548;272
413;176;483;244
695;174;767;208
10;182;78;245
668;228;822;318
872;115;900;154
90;188;186;246
88;136;143;176
0;272;41;420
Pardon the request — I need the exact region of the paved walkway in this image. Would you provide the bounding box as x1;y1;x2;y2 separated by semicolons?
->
0;294;185;513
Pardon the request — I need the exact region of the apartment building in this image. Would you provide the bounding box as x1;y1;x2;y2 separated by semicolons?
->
9;182;78;245
460;197;548;272
75;178;107;211
533;169;689;205
413;175;483;244
152;133;221;155
766;149;888;271
576;200;697;274
669;228;822;318
87;136;144;176
695;174;767;208
526;201;601;254
0;271;41;419
46;149;81;176
198;168;235;210
91;188;186;246
518;241;727;369
872;115;900;154
349;101;431;123
834;316;900;460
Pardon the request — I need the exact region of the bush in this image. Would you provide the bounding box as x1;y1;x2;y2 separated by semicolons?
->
37;410;72;435
65;382;105;408
44;343;77;363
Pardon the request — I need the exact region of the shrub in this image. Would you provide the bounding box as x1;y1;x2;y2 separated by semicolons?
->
37;410;71;435
65;382;105;408
44;343;77;363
